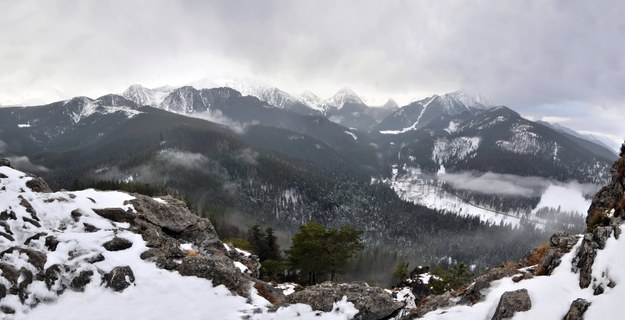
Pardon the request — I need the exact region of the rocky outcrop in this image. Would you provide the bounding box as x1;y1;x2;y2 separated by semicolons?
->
491;289;531;320
0;159;11;167
458;267;520;305
406;291;455;319
286;281;405;320
178;255;251;297
563;298;591;320
25;176;52;193
124;194;256;297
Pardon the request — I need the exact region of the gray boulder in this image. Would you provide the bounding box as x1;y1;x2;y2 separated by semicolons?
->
563;298;591;320
103;237;133;251
25;176;52;193
178;255;251;297
286;281;405;320
104;266;135;292
0;159;11;167
491;289;531;320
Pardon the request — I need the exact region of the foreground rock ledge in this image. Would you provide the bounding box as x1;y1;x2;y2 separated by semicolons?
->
285;281;405;320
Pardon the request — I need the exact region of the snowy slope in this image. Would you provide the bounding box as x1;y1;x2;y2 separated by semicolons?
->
0;165;359;320
420;229;625;320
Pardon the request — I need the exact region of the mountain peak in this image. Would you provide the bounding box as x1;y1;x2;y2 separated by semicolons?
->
327;87;364;108
442;90;491;109
380;99;399;109
298;91;327;112
122;84;174;106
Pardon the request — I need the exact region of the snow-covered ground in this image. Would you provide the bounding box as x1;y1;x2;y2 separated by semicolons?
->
421;228;625;319
0;165;358;320
377;167;525;227
379;166;591;228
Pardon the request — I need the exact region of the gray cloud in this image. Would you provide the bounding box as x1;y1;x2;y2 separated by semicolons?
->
7;156;50;172
0;139;7;153
439;171;600;198
2;1;624;140
233;148;258;166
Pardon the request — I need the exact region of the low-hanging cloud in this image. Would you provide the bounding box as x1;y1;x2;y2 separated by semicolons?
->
7;156;50;173
187;110;247;135
233;148;258;165
438;171;600;199
0;139;7;153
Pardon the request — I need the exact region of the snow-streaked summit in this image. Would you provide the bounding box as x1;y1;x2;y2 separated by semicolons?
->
189;78;297;110
325;88;365;109
122;84;174;107
297;91;327;112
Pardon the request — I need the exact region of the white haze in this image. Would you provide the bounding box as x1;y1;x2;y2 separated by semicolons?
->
438;171;600;199
7;155;50;172
187;110;247;134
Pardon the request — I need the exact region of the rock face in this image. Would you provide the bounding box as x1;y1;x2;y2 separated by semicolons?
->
563;298;591;320
126;194;257;297
177;255;250;297
286;281;405;320
491;289;531;320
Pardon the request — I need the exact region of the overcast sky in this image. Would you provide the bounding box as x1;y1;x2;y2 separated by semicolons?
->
2;0;624;146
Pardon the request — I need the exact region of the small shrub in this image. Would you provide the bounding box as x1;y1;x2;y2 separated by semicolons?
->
587;210;610;232
524;242;550;266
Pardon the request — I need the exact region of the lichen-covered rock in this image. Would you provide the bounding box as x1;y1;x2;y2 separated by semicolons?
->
25;176;52;193
491;289;531;320
178;255;251;297
286;281;405;320
574;226;615;288
104;266;135;292
563;298;591;320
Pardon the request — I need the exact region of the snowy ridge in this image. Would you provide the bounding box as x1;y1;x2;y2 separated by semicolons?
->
189;78;296;110
0;165;359;319
122;84;173;106
65;96;141;124
298;91;327;112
